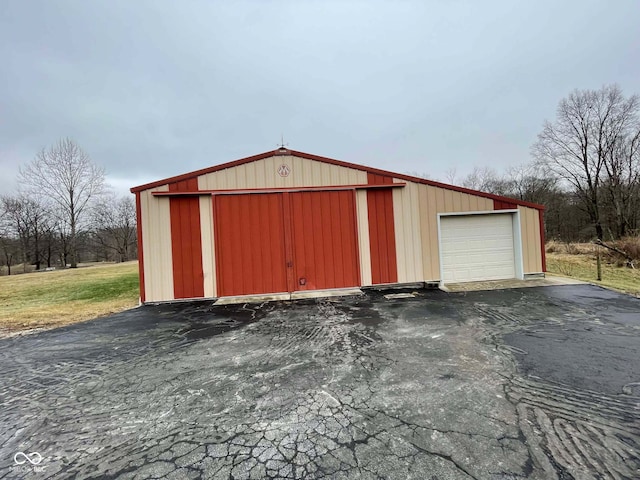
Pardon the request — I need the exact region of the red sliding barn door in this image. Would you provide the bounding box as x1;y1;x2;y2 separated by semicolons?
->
214;193;289;297
290;191;360;291
214;190;360;296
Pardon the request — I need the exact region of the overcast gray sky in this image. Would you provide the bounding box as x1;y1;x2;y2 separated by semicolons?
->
1;0;639;196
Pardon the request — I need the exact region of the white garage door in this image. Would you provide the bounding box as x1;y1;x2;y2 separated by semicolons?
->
440;214;516;283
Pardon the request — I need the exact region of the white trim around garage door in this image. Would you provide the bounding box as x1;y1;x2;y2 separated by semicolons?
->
436;210;524;286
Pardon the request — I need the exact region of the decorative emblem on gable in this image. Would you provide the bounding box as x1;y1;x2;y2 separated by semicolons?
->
278;164;291;177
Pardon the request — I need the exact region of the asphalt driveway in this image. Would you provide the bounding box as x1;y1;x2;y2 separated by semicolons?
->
1;285;638;479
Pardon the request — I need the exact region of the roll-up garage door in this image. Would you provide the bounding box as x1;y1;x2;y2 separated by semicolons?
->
440;213;516;283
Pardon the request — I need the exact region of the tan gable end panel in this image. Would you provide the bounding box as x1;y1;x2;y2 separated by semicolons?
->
140;185;174;302
198;155;368;190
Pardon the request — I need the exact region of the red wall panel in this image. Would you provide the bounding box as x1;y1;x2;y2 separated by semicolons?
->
135;192;146;302
367;173;398;284
169;179;204;299
539;210;547;272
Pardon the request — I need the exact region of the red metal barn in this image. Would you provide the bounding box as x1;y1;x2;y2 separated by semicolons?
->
130;149;545;303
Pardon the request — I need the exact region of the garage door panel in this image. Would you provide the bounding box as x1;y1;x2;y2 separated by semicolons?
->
440;214;516;283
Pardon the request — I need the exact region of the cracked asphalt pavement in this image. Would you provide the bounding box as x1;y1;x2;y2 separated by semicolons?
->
1;284;639;479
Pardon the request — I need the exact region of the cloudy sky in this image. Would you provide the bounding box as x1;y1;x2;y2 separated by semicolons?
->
1;1;639;196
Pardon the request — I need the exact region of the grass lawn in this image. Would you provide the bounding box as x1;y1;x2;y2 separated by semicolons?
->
547;253;640;297
0;261;139;333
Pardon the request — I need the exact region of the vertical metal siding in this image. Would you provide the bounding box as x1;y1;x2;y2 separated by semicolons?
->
135;191;146;302
198;155;367;190
518;206;543;273
418;186;433;283
392;182;425;283
355;190;373;286
169;178;204;299
198;195;216;297
366;173;398;284
494;199;517;210
139;184;174;302
539;210;547;272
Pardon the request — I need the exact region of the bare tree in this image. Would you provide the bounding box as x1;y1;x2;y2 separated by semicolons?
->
443;167;458;185
0;195;53;272
90;195;137;262
461;166;510;195
532;85;640;239
2;195;33;272
18;138;105;267
602;128;640;237
0;236;18;275
0;203;18;275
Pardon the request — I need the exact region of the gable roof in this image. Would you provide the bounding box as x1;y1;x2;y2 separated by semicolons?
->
130;148;544;210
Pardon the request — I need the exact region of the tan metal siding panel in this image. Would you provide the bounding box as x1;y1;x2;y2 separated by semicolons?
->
418;186;433;281
532;209;543;271
518;206;543;273
479;195;493;211
392;188;407;282
452;191;462;211
310;160;323;185
521;207;532;272
460;194;469;211
424;186;439;280
140;185;174;302
528;208;536;272
197;190;216;298
197;155;367;190
392;181;424;283
435;188;445;213
356;190;373;286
